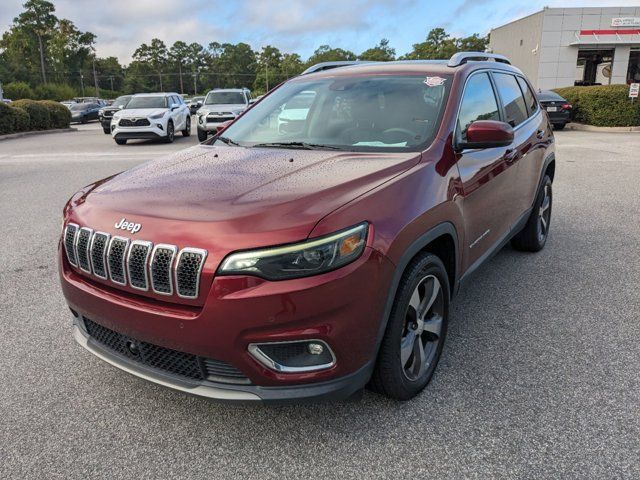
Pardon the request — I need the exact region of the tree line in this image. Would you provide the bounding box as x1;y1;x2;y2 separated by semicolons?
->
0;0;488;99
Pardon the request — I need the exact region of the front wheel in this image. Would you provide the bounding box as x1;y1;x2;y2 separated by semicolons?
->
103;127;110;134
553;123;566;131
114;138;127;145
370;253;449;400
182;116;191;137
197;128;208;142
511;175;552;252
164;120;175;143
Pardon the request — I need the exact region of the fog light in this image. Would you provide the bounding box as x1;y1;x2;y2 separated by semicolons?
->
156;123;163;129
248;340;335;373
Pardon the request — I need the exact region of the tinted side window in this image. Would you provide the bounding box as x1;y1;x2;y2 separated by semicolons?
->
516;76;537;115
493;73;528;127
457;73;500;142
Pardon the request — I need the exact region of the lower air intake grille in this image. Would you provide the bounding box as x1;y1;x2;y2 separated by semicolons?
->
64;224;78;266
83;318;249;384
175;249;207;298
90;232;110;279
108;237;129;285
76;228;93;273
127;241;151;290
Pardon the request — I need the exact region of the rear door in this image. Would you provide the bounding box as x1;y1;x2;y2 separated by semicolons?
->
455;71;521;269
492;72;547;220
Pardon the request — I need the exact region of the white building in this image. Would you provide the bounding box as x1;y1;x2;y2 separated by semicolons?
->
489;7;640;89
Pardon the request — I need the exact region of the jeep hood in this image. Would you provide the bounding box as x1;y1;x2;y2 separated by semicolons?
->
70;144;419;249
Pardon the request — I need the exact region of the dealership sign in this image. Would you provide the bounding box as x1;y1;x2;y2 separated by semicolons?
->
611;17;640;27
630;83;639;99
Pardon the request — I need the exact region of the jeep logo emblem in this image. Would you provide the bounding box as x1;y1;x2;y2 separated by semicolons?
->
114;218;142;234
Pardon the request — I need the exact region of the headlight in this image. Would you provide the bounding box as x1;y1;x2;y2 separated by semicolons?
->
98;109;104;115
218;223;368;280
148;112;165;120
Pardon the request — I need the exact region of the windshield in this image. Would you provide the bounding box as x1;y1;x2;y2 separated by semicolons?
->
191;96;204;103
205;91;246;105
215;75;451;152
112;96;131;108
126;96;167;109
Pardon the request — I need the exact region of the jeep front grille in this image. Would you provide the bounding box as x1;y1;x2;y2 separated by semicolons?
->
83;317;249;384
63;224;207;299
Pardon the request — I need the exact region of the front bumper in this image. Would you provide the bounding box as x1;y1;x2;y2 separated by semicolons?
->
112;123;166;140
197;116;236;132
72;314;373;403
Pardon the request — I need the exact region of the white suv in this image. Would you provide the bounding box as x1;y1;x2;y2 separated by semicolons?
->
111;92;190;145
196;88;251;141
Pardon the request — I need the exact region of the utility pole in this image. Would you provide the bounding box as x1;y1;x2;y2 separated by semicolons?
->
193;71;197;95
80;72;85;96
178;63;184;94
37;34;47;84
159;71;163;91
109;75;114;91
93;59;99;97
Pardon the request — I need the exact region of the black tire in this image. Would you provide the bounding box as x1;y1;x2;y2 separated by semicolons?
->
197;128;208;142
182;116;191;137
114;138;127;145
370;253;450;400
81;116;88;124
553;123;565;130
103;127;110;134
511;175;552;252
164;120;175;143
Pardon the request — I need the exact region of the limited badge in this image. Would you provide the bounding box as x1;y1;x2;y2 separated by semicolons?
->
424;76;446;87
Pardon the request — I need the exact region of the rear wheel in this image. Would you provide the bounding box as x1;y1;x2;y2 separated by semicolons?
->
197;128;208;142
164;120;175;143
114;138;127;145
553;123;565;130
182;116;191;137
512;175;552;252
370;253;449;400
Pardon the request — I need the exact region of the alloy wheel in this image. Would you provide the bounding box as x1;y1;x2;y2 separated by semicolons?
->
400;274;444;381
538;184;551;243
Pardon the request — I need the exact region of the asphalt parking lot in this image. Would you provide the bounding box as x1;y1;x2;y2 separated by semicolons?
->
1;123;639;479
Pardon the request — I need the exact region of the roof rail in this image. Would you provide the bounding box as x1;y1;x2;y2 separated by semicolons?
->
301;60;377;75
447;52;511;67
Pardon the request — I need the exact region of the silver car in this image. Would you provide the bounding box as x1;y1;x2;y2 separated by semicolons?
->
196;88;252;141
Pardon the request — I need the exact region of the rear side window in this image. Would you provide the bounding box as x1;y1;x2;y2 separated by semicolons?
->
516;76;537;115
457;72;500;142
493;73;528;127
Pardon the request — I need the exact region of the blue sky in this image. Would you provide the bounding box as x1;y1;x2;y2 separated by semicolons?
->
1;0;639;62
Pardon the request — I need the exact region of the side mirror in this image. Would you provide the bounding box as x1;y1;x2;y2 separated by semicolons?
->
215;120;233;134
457;120;514;150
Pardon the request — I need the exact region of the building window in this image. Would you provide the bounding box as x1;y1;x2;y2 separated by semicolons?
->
628;50;640;84
575;49;614;86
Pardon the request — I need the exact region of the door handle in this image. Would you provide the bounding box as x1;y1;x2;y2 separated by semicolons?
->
503;149;518;163
536;129;546;139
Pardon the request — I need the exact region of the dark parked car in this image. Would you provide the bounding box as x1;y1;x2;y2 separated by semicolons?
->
188;96;204;114
60;52;555;403
98;95;132;134
69;103;101;124
538;90;572;130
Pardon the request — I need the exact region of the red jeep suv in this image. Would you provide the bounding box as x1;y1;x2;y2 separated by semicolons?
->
59;53;555;402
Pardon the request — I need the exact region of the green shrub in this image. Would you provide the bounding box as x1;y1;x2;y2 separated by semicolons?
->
0;102;15;134
34;83;77;102
553;84;640;127
3;81;35;100
10;99;51;130
12;107;30;132
40;100;71;128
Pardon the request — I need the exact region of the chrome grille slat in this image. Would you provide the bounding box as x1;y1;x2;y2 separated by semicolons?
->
175;248;207;299
90;232;110;280
127;240;152;291
151;244;177;295
107;236;129;285
75;227;93;274
63;223;79;266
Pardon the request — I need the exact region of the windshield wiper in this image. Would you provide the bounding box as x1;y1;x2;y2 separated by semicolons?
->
251;142;344;151
216;136;241;147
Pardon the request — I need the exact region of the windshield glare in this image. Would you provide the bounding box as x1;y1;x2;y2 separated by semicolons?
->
216;75;451;152
126;96;167;109
113;96;131;108
205;92;246;105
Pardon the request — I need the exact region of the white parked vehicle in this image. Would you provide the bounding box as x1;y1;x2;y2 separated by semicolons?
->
111;92;190;145
196;88;252;141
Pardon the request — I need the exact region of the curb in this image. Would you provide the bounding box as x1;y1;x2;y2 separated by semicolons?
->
564;123;640;133
0;127;78;141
